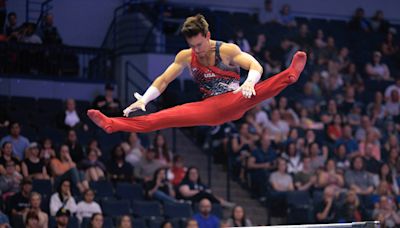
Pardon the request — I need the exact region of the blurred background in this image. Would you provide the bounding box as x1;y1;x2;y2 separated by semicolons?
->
0;0;400;227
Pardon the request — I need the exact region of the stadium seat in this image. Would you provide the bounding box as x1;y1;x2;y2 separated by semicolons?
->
164;202;192;219
90;180;114;199
131;200;162;218
32;179;53;197
115;182;144;200
102;199;131;217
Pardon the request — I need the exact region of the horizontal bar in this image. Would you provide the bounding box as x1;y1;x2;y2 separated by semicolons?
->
260;221;380;228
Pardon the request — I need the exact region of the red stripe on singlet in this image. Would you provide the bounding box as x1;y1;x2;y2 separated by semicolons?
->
191;50;240;80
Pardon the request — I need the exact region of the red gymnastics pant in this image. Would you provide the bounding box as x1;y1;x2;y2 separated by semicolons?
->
87;52;307;133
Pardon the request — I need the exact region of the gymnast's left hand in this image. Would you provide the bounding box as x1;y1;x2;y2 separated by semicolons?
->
233;81;256;99
123;93;146;117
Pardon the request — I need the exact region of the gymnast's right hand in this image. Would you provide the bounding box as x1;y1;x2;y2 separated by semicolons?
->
123;93;146;117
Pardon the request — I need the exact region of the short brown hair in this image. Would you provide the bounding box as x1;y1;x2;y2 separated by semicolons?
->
181;14;209;38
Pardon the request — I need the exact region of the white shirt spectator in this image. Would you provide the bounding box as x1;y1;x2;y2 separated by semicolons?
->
64;110;80;128
76;200;102;222
49;193;77;216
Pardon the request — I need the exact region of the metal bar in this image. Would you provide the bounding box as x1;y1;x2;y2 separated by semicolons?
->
264;221;380;228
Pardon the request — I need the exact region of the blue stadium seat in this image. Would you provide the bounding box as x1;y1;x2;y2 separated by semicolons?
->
37;98;64;113
287;191;313;224
164;202;192;219
131;200;162;218
102;199;131;217
132;217;146;228
90;180;114;199
32;179;53;197
147;217;164;228
115;183;144;201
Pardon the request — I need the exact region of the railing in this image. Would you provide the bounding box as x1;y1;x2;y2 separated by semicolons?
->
25;0;53;23
265;221;380;228
0;42;113;80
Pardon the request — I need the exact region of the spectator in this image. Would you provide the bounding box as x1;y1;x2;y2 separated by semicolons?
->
336;125;358;155
277;96;300;127
5;12;18;37
24;192;48;228
38;13;62;44
379;163;399;195
258;0;278;24
153;133;173;166
317;159;345;192
226;205;252;227
365;51;391;81
252;34;267;60
333;144;350;171
186;219;199;228
50;145;89;193
54;208;70;228
178;167;233;207
373;196;400;227
269;158;294;192
121;132;144;167
345;156;375;195
0;141;21;175
9;178;32;216
326;114;343;143
348;8;371;32
282;142;302;174
80;149;106;182
49;180;77;216
65;129;84;164
308;143;328;171
277;4;297;27
385;90;400;117
57;99;87;131
0;161;23;197
314;29;327;49
338;190;364;222
86;139;102;158
76;189;102;223
171;154;186;186
192;198;220;228
370;10;390;33
145;168;176;204
315;186;338;223
161;221;173;228
355;115;381;142
22;142;49;180
18;22;42;44
381;32;398;57
0;122;30;160
88;213;103;228
385;79;400;101
92;84;121;117
25;210;40;228
358;130;381;161
293;156;317;191
265;109;289;141
136;147;165;182
108;145;134;183
294;24;312;49
39;138;56;166
116;215;132;228
0;211;10;228
228;29;251;53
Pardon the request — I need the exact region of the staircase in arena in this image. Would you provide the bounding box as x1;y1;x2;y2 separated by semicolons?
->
162;128;269;225
25;0;53;24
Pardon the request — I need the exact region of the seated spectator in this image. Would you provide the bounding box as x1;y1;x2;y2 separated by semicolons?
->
293;156;317;191
18;22;42;44
381;31;398;57
89;213;103;228
24;192;48;228
39;138;56;166
186;219;199;228
0;141;21;175
228;29;251;53
384;79;400;100
179;167;233;207
153;133;173;167
0;161;23;197
308;143;328;171
5;12;18;37
358;130;381;161
336;125;358;156
365;51;391;81
80;149;106;182
333;144;350;171
0;211;10;227
161;221;173;228
38;13;62;44
49;180;77;216
108;145;134;183
57;99;88;131
25;210;40;228
171;154;187;186
86;139;102;158
55;208;70;228
338;190;364;222
373;196;400;227
269;158;294;192
226;205;252;227
348;8;371;32
65;129;84;164
385;90;400;117
258;0;278;24
345;156;375;195
265;109;289;142
314;29;327;49
355;115;381;143
282;142;302;174
277;4;297;27
9;178;32;216
326;114;343;143
317;159;345;192
383;135;399;160
116;215;132;228
136;147;165;182
92;84;121;117
0;122;30;160
145;168;176;204
277;97;300;127
192;198;220;228
294;24;312;49
121;132;144;167
370;10;390;33
379;163;398;195
315;186;338;223
21;142;49;180
76;189;102;223
50;145;89;193
252;34;267;60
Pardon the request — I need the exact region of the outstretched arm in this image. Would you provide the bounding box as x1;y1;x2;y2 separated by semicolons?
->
223;43;263;98
123;50;189;116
